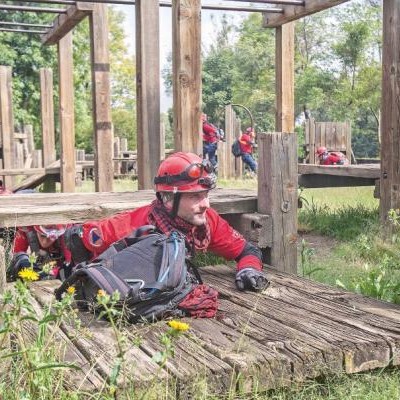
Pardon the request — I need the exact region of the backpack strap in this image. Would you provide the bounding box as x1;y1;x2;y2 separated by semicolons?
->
55;264;133;301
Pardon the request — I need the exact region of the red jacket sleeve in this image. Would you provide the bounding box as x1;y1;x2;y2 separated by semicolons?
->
207;208;262;271
80;206;151;257
13;228;29;253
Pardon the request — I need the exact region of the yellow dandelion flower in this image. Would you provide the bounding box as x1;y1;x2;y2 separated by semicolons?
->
66;286;76;295
168;320;190;332
97;289;107;297
18;268;40;282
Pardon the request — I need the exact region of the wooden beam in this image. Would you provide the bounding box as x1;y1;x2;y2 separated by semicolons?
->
58;32;76;192
380;0;400;232
89;3;113;192
40;68;56;167
263;0;350;27
41;2;94;45
0;4;66;13
275;22;294;132
136;0;161;190
0;66;14;190
172;0;202;154
258;132;298;273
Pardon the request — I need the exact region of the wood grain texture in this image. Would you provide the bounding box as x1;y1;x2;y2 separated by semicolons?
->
24;264;400;395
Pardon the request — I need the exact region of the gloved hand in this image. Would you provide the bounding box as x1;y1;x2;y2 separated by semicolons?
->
235;268;269;292
64;225;92;263
8;252;32;281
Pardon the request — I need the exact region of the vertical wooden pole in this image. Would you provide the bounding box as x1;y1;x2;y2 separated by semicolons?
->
40;68;57;192
58;32;76;192
90;3;113;192
136;0;161;189
380;0;400;230
275;23;294;133
258;132;298;273
0;66;14;189
172;0;202;155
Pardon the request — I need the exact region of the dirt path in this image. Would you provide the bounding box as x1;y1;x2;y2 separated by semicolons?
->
298;232;338;259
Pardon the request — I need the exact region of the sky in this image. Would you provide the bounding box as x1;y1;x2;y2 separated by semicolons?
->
112;3;248;111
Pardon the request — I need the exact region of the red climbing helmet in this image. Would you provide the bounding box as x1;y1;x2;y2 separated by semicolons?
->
316;146;328;156
34;224;66;240
154;152;216;193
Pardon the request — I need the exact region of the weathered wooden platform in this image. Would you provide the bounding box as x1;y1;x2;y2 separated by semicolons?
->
0;188;258;227
25;264;400;396
298;163;380;188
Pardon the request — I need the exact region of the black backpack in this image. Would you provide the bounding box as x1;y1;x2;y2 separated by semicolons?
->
55;226;199;322
231;139;242;157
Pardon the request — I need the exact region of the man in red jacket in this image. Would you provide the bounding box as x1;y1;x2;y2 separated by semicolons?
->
316;146;349;165
66;152;268;292
202;113;220;168
239;127;257;173
10;224;72;281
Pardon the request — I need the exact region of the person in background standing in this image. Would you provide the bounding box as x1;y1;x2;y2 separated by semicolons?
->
239;127;257;174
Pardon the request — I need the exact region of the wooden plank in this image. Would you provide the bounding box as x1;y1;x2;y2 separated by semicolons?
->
58;32;76;192
299;163;380;178
299;174;377;188
202;266;399;373
172;0;202;154
275;23;294;132
40;68;56;167
0;66;14;189
29;281;167;388
0;188;258;227
309;118;316;164
41;2;94;45
258;133;297;273
262;0;351;27
90;4;113;192
136;0;161;190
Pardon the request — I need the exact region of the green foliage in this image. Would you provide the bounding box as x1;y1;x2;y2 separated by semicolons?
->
299;202;378;241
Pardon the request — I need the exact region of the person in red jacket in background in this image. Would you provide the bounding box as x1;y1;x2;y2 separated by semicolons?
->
65;152;269;292
239;127;257;173
202;113;221;168
10;224;72;281
316;146;349;165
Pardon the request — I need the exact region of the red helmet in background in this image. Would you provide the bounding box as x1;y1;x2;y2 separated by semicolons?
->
34;225;66;240
154;152;216;193
316;146;328;156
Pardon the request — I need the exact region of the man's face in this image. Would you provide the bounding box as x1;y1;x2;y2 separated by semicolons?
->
165;191;210;226
37;233;56;249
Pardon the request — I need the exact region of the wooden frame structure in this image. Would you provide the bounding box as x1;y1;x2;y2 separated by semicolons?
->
0;0;398;258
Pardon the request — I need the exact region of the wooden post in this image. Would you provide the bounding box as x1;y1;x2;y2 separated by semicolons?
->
258;132;298;273
0;66;14;189
172;0;202;155
40;68;57;192
113;136;121;175
89;3;113;192
275;23;294;133
380;0;400;231
58;32;76;192
136;0;161;189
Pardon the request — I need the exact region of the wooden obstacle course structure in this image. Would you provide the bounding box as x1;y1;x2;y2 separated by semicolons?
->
304;118;352;164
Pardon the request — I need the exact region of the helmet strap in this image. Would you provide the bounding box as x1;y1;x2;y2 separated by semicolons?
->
171;192;181;219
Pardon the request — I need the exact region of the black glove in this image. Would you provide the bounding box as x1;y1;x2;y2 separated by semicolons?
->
235;268;269;292
8;252;32;281
64;225;92;264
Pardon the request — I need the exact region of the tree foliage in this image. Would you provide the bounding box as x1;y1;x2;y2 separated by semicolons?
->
200;0;382;157
0;4;136;154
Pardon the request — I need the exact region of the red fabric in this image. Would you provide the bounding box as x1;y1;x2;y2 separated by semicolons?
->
239;133;254;154
178;284;219;318
81;205;262;271
202;122;218;143
13;227;72;266
148;200;211;251
319;152;348;165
